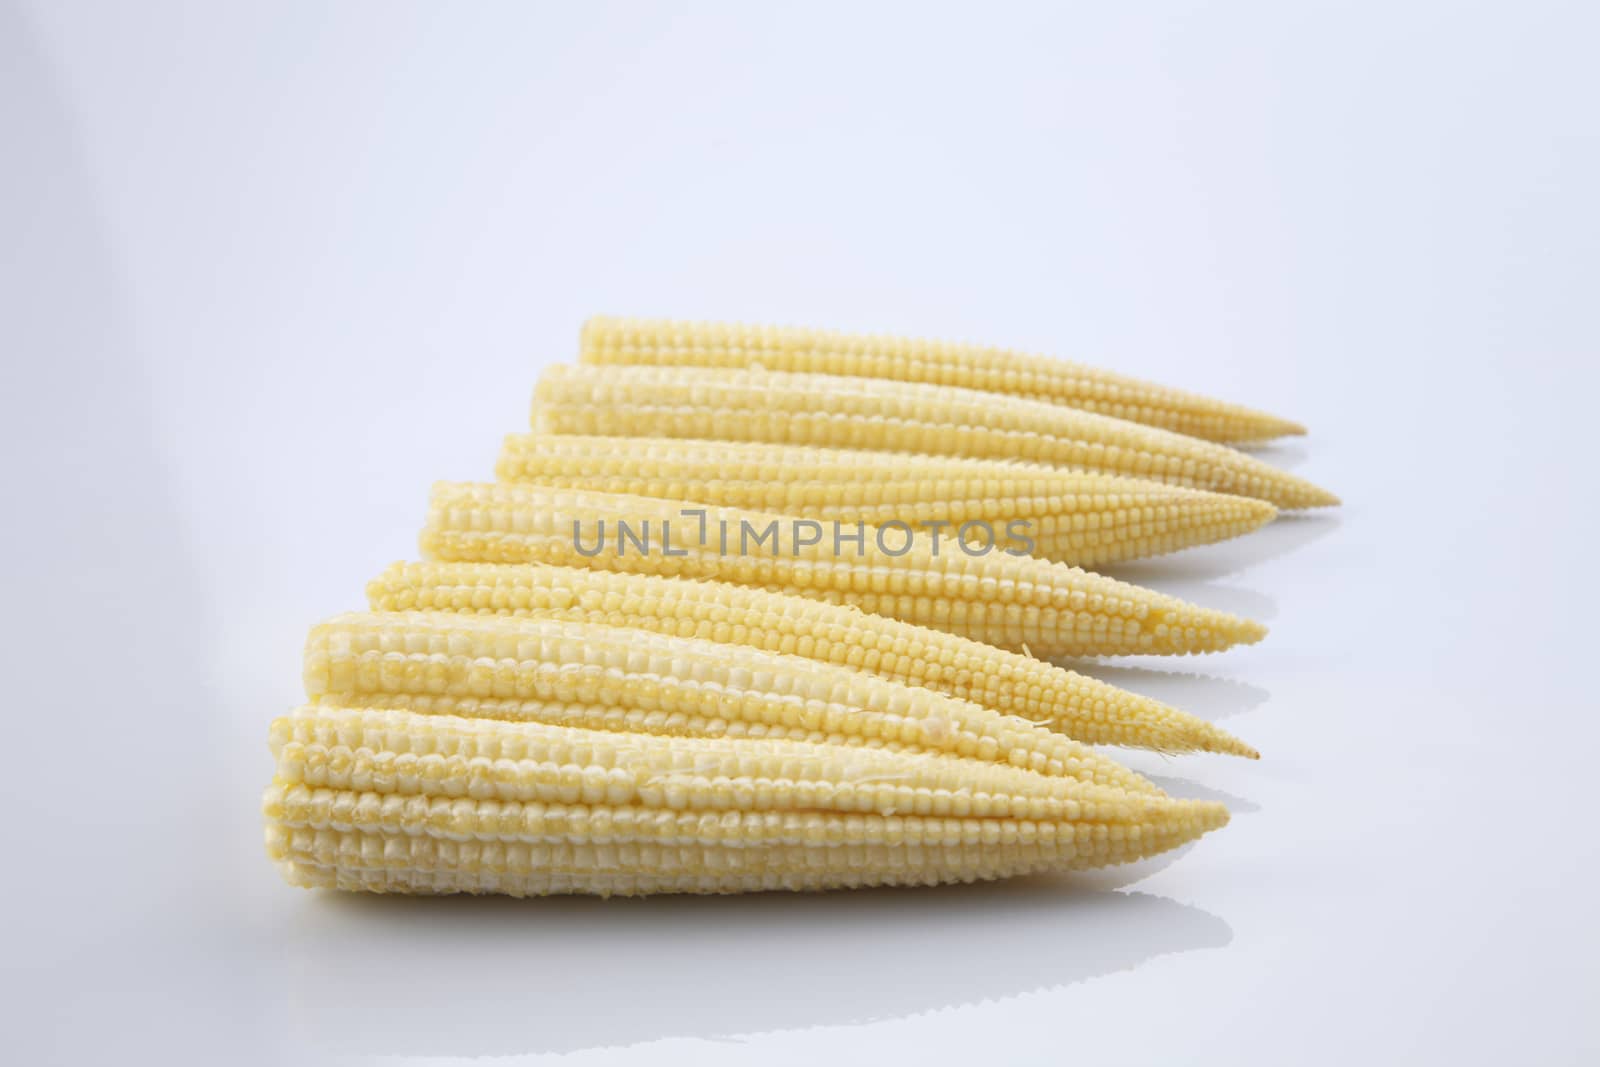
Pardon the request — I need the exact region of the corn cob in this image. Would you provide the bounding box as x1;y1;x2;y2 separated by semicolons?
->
303;611;1162;795
368;561;1258;757
495;434;1278;567
264;704;1230;895
420;483;1266;658
581;316;1307;443
269;831;1201;895
533;364;1337;510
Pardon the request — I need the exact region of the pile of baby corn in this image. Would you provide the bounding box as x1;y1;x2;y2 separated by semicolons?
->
265;316;1337;897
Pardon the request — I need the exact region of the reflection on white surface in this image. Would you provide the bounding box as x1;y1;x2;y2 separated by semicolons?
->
281;884;1230;1057
1099;516;1345;623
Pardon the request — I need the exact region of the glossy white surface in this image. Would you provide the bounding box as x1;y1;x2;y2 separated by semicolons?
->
4;2;1597;1063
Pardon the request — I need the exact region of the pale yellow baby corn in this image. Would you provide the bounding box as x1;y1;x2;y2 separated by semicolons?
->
496;434;1278;567
303;611;1162;796
582;315;1305;444
420;482;1267;658
265;704;1231;895
368;561;1258;758
533;364;1337;510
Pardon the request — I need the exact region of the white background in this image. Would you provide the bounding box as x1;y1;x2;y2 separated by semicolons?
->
4;2;1597;1063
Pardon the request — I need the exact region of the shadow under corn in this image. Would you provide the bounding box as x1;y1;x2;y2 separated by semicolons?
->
281;881;1232;1057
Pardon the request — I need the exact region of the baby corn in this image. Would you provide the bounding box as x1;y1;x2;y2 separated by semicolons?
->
532;364;1337;509
581;315;1305;444
368;561;1258;758
265;705;1230;895
420;482;1268;658
496;434;1277;567
303;611;1162;795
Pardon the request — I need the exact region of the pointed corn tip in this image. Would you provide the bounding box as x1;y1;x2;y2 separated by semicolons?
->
1245;498;1280;530
1199;489;1277;530
1155;796;1231;832
1223;737;1261;761
1288;481;1341;509
1221;412;1307;443
1268;473;1341;510
1226;450;1338;511
1148;603;1267;655
1189;720;1260;760
1196;799;1231;832
1119;691;1262;759
1199;611;1266;651
1146;797;1232;850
